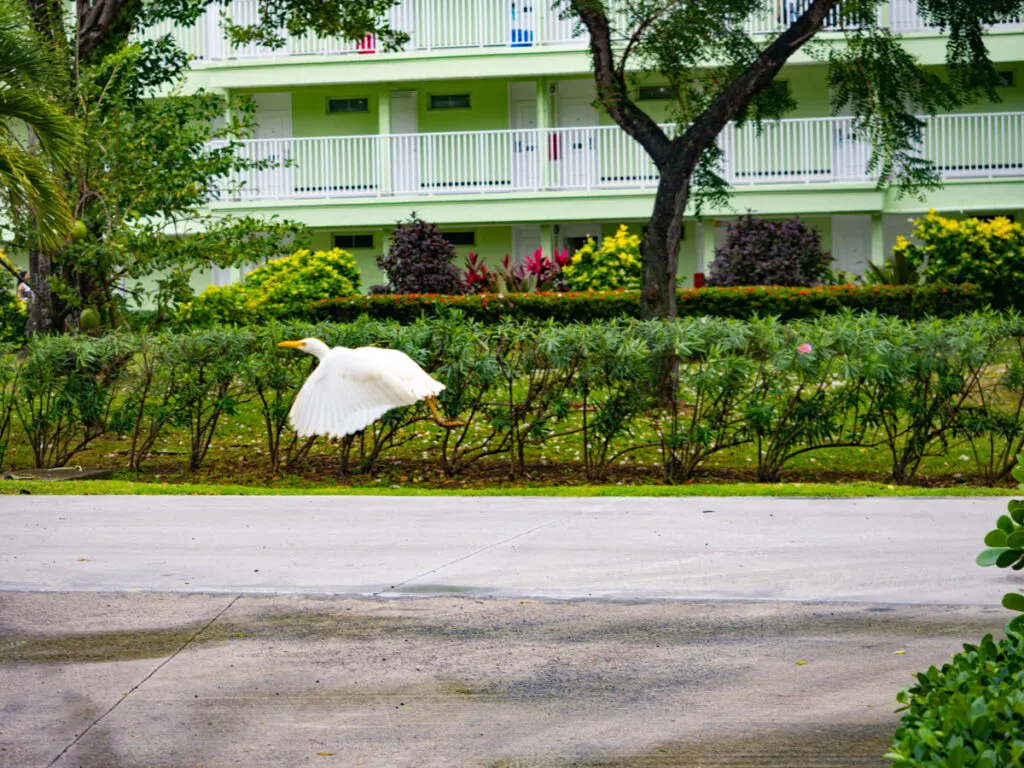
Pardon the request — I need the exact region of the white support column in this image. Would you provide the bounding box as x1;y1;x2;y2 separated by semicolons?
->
378;88;392;196
537;78;550;191
870;213;885;266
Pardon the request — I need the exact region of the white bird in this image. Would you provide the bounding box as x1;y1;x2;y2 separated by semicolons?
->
278;337;463;438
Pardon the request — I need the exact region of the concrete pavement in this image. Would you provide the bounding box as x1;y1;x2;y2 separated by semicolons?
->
0;495;1017;767
0;495;1014;603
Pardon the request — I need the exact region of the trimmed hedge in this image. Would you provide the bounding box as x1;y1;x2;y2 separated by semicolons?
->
311;284;984;324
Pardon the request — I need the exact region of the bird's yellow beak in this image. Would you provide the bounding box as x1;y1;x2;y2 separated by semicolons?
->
277;340;304;349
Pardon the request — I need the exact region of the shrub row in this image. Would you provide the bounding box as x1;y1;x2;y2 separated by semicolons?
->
3;311;1024;485
310;284;984;324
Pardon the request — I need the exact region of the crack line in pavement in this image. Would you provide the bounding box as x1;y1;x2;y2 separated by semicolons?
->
45;594;242;768
373;506;603;596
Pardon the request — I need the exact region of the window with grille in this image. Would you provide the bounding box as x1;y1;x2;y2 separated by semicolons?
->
328;98;369;114
429;94;471;110
334;234;374;249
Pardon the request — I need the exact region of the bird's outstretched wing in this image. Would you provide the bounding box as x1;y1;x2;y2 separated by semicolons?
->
289;347;445;438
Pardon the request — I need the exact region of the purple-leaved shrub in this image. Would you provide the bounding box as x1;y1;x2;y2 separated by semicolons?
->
707;215;832;287
377;217;466;294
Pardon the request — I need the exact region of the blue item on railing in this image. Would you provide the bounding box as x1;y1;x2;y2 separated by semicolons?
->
510;28;534;47
510;2;534;47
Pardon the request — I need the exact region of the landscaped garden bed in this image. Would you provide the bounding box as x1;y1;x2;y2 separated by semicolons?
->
4;311;1024;492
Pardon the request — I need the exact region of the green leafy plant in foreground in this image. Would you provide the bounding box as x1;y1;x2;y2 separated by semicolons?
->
885;633;1024;767
977;466;1024;635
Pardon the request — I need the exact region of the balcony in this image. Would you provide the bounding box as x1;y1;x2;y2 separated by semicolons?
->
212;112;1024;204
144;0;1023;63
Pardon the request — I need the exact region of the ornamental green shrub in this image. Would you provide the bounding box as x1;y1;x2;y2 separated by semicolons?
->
177;248;361;326
899;210;1024;307
885;633;1024;768
707;215;832;287
561;225;643;291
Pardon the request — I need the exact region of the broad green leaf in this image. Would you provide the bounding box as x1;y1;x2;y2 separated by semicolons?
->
984;530;1008;548
977;548;1008;566
1002;593;1024;613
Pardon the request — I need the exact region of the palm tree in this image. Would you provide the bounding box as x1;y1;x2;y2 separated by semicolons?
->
0;0;78;252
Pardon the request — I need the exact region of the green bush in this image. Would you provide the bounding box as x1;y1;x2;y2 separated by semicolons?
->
0;256;25;344
177;248;361;326
561;225;643;291
6;311;1024;485
312;284;984;324
885;633;1024;768
899;210;1024;308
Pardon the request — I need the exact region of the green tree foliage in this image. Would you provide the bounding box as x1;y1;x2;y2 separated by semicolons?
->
0;0;78;252
16;1;399;333
564;0;1015;318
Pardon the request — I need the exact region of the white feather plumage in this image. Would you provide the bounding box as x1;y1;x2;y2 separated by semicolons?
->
285;341;445;439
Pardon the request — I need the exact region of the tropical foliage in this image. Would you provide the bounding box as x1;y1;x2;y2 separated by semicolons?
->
0;0;78;251
562;226;644;291
898;211;1024;305
377;217;466;295
707;216;832;287
464;249;571;293
4;312;1024;489
177;248;362;326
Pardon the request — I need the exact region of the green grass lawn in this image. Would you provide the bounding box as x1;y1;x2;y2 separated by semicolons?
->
0;478;1017;497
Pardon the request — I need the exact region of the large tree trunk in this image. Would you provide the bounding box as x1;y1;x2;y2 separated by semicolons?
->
640;174;690;320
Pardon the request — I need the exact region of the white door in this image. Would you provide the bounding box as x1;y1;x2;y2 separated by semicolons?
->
555;82;598;188
831;215;872;277
391;90;419;194
513;225;542;261
253;93;293;199
510;90;539;190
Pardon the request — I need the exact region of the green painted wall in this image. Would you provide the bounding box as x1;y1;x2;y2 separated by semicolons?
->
290;85;380;138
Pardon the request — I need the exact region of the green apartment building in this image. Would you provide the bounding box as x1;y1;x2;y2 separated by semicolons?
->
152;0;1024;290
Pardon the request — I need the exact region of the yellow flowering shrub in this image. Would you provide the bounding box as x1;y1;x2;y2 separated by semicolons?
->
178;248;362;326
899;210;1024;304
561;225;643;291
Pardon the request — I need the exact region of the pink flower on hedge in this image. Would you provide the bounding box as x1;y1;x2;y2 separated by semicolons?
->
797;343;813;354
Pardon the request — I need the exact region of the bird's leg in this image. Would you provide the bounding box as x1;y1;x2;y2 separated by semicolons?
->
426;396;464;429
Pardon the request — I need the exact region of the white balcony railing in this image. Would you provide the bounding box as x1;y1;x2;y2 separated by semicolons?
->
215;112;1024;203
141;0;1024;62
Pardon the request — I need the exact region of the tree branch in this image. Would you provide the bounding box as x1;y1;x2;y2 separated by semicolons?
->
571;0;672;167
77;0;130;58
679;0;840;167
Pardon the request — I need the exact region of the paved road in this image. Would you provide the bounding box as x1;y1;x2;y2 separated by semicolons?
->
0;495;1014;603
0;495;1016;768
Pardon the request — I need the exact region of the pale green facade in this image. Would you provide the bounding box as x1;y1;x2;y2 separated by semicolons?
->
145;2;1024;290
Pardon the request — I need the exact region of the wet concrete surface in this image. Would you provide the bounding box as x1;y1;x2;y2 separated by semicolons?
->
0;593;1009;768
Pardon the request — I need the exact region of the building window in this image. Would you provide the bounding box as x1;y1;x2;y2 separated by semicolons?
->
998;71;1015;88
335;234;374;249
430;93;471;110
328;98;369;114
442;231;475;246
638;85;674;101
